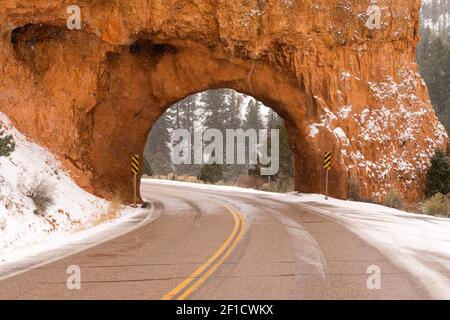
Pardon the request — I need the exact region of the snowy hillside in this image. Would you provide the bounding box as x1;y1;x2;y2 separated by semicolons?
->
0;112;135;258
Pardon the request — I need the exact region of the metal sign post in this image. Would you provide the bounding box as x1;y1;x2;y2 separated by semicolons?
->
131;154;140;207
133;174;137;206
324;152;332;200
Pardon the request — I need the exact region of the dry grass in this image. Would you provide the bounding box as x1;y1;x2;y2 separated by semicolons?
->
383;190;404;210
0;217;6;231
152;174;204;184
26;176;54;215
92;192;122;226
272;178;295;193
423;193;450;217
232;175;295;193
233;175;265;189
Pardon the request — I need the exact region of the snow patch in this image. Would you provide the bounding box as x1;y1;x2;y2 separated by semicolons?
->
0;112;140;259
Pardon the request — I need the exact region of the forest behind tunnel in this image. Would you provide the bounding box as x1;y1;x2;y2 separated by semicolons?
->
143;89;295;193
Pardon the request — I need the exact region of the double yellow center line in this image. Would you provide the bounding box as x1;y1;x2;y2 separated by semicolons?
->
162;203;245;300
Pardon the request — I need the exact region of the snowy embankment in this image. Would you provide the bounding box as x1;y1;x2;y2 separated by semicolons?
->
145;179;450;299
0;112;141;262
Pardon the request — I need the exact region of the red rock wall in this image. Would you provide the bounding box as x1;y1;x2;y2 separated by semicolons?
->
0;1;447;202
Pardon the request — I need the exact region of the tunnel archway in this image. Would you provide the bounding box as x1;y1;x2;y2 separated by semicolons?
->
87;37;341;202
1;1;446;203
9;25;341;202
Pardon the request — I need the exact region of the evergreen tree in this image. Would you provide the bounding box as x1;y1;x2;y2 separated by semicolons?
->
425;150;450;197
243;99;263;130
277;124;294;178
222;90;247;179
265;111;294;181
267;109;283;129
0;125;15;157
227;90;243;129
142;157;154;176
197;163;223;184
201;89;230;130
144;112;173;175
241;99;266;177
200;89;240;179
418;1;450;135
166;94;202;176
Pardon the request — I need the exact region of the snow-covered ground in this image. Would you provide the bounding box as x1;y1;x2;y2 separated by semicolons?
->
145;179;450;299
0;112;141;261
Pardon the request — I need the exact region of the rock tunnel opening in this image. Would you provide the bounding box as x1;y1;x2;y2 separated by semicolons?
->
82;37;334;203
0;2;447;206
143;89;295;192
4;25;348;203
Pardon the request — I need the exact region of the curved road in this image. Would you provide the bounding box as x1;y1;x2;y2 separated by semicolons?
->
0;181;431;299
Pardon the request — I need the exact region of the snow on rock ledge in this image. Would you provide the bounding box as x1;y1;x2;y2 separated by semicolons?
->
312;65;448;201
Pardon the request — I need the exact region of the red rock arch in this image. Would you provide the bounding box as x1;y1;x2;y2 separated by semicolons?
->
0;1;447;202
87;38;339;201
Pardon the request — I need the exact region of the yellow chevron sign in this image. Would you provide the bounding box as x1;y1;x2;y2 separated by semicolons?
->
324;152;332;171
131;154;140;175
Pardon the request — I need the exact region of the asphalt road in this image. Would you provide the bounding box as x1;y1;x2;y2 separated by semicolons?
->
0;181;431;299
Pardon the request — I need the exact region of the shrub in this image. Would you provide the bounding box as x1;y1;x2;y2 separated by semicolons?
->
26;177;54;215
383;190;404;210
175;175;201;183
0;217;6;231
142;158;154;176
233;175;264;189
167;172;176;180
271;177;295;193
425;150;450;197
93;192;122;226
197;163;223;184
0;125;15;157
423;193;450;217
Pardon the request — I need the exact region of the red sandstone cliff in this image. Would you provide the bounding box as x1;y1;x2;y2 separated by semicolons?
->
0;0;447;201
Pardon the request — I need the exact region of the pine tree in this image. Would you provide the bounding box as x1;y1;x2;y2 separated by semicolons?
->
241;99;263;176
0;125;15;157
425;150;450;197
418;2;450;135
165;94;203;176
221;90;248;180
267;109;282;129
201;89;230;130
428;37;447;112
243;99;263;130
144;112;173;175
227;90;243;129
277;124;294;178
197;163;223;184
198;90;226;179
265;111;294;181
142;157;154;176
